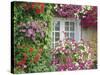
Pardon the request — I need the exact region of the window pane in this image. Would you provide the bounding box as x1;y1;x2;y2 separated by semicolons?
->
55;38;59;41
55;32;60;41
65;22;69;31
66;32;69;38
70;22;74;31
70;22;74;25
65;22;69;25
55;21;60;31
55;32;60;38
70;32;74;39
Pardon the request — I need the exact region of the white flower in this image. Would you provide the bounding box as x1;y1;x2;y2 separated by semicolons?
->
55;51;58;54
75;63;79;66
88;53;91;60
62;43;65;48
78;43;84;46
60;4;63;7
55;9;58;12
23;65;27;68
72;45;75;50
60;50;64;54
82;16;86;18
54;4;58;9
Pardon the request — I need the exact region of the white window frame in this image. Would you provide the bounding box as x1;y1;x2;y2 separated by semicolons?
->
51;17;81;48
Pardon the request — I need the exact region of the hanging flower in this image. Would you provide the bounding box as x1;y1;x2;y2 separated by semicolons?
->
80;6;97;28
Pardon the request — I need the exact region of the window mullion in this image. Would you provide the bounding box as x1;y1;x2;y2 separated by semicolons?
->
63;20;65;41
54;21;55;48
60;20;63;42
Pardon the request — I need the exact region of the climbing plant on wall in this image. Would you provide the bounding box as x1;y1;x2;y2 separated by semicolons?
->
13;2;55;73
53;4;97;28
80;6;97;28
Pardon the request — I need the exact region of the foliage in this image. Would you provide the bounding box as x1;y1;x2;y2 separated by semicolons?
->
13;2;54;73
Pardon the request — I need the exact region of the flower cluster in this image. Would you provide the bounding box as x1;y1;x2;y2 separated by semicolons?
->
17;53;28;68
19;20;47;42
31;48;43;64
32;3;45;14
54;4;82;18
51;34;96;71
23;2;45;14
54;4;97;28
80;6;97;28
16;47;43;68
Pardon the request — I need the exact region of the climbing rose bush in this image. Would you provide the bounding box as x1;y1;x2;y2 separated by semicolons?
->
54;4;97;28
80;6;97;28
51;36;96;71
54;4;82;18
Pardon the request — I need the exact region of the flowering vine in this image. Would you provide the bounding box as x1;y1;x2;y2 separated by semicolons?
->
80;6;97;28
54;4;97;28
19;20;47;42
54;4;82;18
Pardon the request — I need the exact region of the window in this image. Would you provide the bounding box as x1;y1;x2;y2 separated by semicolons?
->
65;21;75;40
52;18;81;48
52;21;60;48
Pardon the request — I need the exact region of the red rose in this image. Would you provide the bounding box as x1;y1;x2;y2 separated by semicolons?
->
36;8;41;14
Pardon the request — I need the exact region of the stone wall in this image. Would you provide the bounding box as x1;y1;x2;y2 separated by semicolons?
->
82;27;97;51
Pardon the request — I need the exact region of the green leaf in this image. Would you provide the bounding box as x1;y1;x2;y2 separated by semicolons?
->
79;46;85;51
